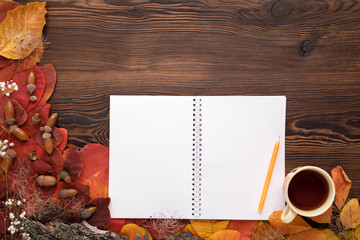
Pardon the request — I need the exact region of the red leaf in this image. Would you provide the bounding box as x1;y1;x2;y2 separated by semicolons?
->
39;148;63;173
22;98;51;136
39;64;56;100
78;144;109;199
15;42;44;72
52;181;90;205
0;99;27;127
2;65;46;111
125;219;147;226
56;128;67;152
30;160;54;175
108;219;126;233
86;197;111;230
0;56;13;69
63;147;83;182
144;219;188;239
227;220;259;240
0;60;15;82
0;0;18;23
52;127;63;147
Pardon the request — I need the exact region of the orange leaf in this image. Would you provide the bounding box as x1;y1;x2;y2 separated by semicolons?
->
287;229;327;240
181;223;200;237
0;0;18;23
190;220;229;239
15;41;44;72
208;230;241;240
227;220;258;240
322;229;339;240
39;63;57;100
268;211;311;235
309;205;332;224
77;143;109;199
331;166;352;210
0;2;46;59
120;224;153;240
340;198;360;229
252;221;285;240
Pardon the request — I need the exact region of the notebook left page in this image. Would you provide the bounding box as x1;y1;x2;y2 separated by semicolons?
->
109;96;194;218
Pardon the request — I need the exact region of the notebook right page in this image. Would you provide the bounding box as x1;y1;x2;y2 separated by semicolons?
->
200;96;286;220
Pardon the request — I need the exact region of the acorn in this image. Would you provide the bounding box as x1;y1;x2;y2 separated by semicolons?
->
36;175;57;187
1;154;13;173
4;101;15;125
81;206;96;219
60;171;71;183
46;113;58;129
32;113;41;125
29;96;37;102
43;137;54;155
59;188;79;198
27;71;36;95
9;125;28;141
28;150;38;161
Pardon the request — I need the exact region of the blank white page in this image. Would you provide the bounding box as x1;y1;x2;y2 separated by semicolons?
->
109;96;194;218
200;96;286;220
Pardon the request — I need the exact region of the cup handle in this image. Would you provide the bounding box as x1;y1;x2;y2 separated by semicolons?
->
281;204;297;223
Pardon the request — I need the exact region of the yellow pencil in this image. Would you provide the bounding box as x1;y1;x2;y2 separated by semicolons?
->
258;138;280;212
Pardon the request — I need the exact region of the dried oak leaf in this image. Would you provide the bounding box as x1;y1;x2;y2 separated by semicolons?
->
77;143;109;199
108;219;126;233
181;223;200;237
226;220;258;240
3;65;46;111
252;221;285;240
39;63;56;100
15;41;44;72
30;159;54;175
0;2;46;60
120;223;153;240
331;165;352;210
63;147;83;182
208;230;241;240
22;98;51;136
268;211;311;235
189;220;229;239
309;205;333;224
0;99;27;126
340;198;360;229
0;0;18;23
86;197;111;230
287;229;327;240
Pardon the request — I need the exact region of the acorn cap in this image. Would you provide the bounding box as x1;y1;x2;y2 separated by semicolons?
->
44;125;52;133
60;171;71;183
9;125;18;133
42;132;51;140
5;118;15;126
27;84;36;94
6;149;17;158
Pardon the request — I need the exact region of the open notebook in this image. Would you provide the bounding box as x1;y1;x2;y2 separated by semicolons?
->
109;96;286;220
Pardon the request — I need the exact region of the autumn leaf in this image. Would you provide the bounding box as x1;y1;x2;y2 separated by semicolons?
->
39;64;57;100
108;219;126;233
15;41;44;72
0;2;46;59
56;128;68;153
208;230;241;240
0;59;15;82
30;160;54;175
226;220;258;240
77;143;109;199
309;205;333;224
190;220;229;239
144;218;188;239
251;221;285;240
22;98;51;136
0;0;17;23
340;198;360;229
0;99;27;126
86;197;111;230
63;147;83;182
287;229;327;240
322;229;339;240
268;211;311;235
355;224;360;239
331;166;352;210
181;223;200;237
120;224;153;240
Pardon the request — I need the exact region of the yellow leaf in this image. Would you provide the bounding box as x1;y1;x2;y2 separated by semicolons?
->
181;223;200;237
190;220;229;239
268;211;311;235
119;224;153;240
340;198;360;229
355;224;360;239
287;229;327;240
207;230;241;240
322;229;339;240
0;2;46;59
331;166;352;210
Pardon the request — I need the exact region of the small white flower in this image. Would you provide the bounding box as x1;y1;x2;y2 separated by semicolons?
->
9;213;15;219
8;225;16;234
20;227;24;230
3;140;8;144
9;143;14;147
14;220;20;225
5;93;10;96
17;200;22;206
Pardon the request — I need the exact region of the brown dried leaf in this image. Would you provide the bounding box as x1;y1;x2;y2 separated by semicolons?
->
340;198;360;229
268;211;311;235
309;205;332;224
322;229;339;240
0;2;46;59
251;221;285;240
15;41;44;72
287;229;327;240
331;166;352;210
0;0;18;23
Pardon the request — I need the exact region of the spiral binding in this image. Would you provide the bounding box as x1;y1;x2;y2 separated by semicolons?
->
192;98;202;217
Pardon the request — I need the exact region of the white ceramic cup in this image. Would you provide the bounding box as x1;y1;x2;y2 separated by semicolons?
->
281;166;335;223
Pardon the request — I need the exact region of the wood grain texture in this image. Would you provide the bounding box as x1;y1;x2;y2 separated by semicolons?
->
19;0;360;197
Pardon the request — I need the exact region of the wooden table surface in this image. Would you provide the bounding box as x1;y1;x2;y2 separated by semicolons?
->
19;0;360;197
